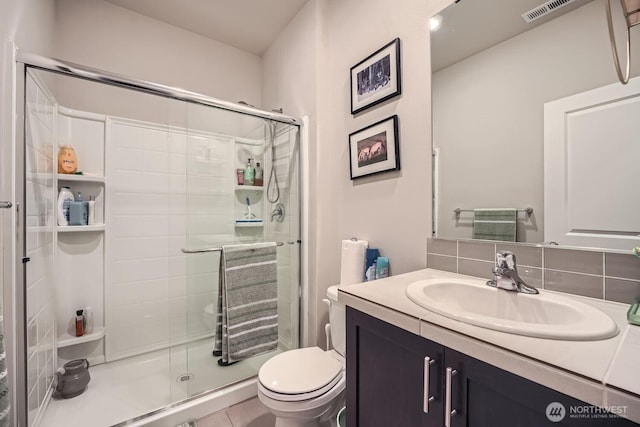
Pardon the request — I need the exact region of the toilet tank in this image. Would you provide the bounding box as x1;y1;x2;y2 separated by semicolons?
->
326;285;346;356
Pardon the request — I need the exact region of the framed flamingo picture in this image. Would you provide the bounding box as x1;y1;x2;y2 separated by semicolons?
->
349;115;400;180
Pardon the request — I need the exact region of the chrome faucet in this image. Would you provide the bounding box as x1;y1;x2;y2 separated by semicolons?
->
486;251;539;294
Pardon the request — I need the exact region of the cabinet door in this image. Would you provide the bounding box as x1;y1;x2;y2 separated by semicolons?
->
346;307;444;427
445;348;637;427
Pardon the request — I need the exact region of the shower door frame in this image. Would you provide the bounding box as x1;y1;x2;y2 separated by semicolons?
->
14;59;29;427
17;53;301;127
13;51;305;427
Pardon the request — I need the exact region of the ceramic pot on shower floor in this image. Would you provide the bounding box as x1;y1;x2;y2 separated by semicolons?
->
54;359;91;399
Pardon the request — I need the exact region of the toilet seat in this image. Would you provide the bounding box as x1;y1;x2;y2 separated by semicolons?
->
258;347;344;402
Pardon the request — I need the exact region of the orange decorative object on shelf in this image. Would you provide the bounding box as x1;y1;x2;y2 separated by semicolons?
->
58;145;78;174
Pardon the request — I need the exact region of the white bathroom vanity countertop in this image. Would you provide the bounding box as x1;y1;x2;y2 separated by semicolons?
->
338;268;640;424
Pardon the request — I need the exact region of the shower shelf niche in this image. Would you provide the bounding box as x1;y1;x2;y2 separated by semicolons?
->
234;183;264;227
54;107;107;367
57;224;105;233
57;173;105;230
58;173;105;183
57;326;105;349
235;185;263;191
234;221;264;228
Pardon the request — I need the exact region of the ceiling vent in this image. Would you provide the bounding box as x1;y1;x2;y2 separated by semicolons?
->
522;0;577;23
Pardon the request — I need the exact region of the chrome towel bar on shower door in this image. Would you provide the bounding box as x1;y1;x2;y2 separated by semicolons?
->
181;241;298;254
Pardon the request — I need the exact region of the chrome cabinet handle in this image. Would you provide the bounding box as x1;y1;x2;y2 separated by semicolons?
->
445;367;458;427
0;201;11;209
423;356;436;413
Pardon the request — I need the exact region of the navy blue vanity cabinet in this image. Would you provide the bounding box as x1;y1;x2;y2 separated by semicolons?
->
445;346;638;427
346;306;444;427
346;307;638;427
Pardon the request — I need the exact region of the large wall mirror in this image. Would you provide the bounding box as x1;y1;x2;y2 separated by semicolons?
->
431;0;640;251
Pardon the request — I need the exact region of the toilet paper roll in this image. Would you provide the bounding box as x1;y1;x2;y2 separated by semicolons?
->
340;239;369;285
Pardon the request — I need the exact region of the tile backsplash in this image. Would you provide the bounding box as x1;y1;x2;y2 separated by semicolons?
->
426;238;640;304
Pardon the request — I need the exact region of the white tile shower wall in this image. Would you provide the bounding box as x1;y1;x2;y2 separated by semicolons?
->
108;121;174;360
106;119;236;361
25;72;56;426
182;133;234;339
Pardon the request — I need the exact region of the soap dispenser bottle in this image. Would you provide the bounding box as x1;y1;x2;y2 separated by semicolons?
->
243;158;255;186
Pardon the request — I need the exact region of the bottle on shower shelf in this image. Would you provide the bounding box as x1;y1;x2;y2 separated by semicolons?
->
244;158;255;186
83;306;94;334
57;186;74;226
255;162;263;186
75;309;84;337
69;192;88;226
87;196;96;226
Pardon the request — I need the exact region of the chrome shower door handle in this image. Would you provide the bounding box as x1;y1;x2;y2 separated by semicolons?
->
445;367;458;427
423;356;436;413
0;201;12;209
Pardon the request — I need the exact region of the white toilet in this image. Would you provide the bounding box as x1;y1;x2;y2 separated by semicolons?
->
258;285;346;427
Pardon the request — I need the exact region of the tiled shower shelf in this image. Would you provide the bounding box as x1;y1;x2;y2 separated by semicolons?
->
235;185;263;191
57;327;104;348
57;224;105;232
234;221;264;228
57;173;105;183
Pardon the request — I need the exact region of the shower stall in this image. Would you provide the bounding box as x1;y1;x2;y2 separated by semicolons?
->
11;54;302;426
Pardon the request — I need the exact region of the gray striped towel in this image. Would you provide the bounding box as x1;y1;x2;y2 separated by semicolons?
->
215;243;278;364
472;209;517;242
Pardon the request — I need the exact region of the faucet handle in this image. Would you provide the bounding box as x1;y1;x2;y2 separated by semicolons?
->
489;251;539;294
496;251;517;270
271;202;285;222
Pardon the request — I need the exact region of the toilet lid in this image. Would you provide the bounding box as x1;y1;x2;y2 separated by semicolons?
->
259;347;342;395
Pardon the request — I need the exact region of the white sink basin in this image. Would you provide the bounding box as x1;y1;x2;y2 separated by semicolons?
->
405;279;618;340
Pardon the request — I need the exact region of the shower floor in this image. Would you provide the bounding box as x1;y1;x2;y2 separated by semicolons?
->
39;338;279;427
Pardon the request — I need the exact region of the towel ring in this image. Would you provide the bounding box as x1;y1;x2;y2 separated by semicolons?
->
606;0;636;84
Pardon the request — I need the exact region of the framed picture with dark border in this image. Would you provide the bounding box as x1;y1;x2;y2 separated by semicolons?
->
350;38;401;115
349;115;400;180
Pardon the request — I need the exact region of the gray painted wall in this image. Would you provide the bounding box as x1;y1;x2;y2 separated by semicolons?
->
432;0;640;243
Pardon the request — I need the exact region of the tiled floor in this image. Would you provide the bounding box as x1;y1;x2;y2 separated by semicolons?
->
196;397;274;427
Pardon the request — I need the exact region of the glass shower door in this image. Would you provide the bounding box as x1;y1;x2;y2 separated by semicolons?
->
23;69;57;427
17;58;303;426
178;105;301;398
